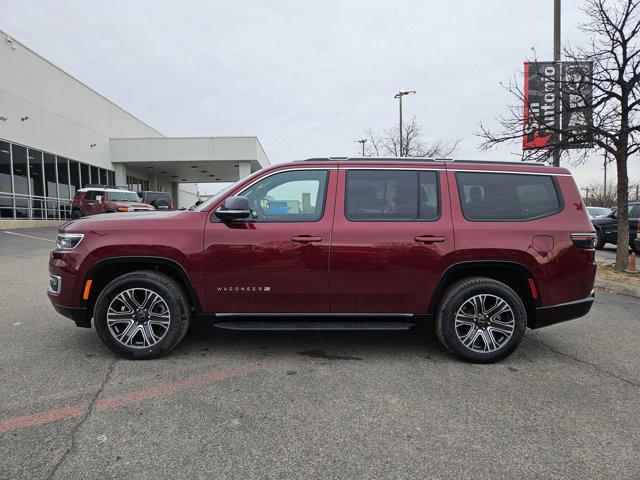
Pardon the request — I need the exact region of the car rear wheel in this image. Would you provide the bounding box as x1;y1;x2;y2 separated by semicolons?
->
436;277;527;363
93;270;191;359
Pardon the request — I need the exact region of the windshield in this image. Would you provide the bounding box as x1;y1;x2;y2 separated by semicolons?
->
193;174;259;211
587;207;610;216
108;191;140;202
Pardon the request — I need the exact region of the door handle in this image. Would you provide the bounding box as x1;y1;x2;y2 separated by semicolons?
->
291;235;322;243
414;235;446;244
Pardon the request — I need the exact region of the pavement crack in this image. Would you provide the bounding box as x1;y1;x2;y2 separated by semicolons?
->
524;335;640;389
47;357;118;480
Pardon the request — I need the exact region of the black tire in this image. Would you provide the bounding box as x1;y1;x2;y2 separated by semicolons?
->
594;228;605;250
436;277;527;363
71;209;82;219
93;270;191;360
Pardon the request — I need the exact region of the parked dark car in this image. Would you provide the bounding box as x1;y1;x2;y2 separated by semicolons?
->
49;157;596;363
137;191;173;210
591;202;639;251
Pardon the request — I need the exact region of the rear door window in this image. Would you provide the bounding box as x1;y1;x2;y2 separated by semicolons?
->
345;170;440;221
456;172;562;221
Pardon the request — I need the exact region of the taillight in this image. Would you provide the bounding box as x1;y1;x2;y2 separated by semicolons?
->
142;199;148;204
571;232;596;249
170;201;174;209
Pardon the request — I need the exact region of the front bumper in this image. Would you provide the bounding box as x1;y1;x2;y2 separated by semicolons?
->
51;302;92;328
530;291;595;329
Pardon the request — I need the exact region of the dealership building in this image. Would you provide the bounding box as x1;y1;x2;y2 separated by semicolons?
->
0;29;270;226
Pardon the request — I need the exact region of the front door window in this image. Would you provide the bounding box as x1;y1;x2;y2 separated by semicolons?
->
239;170;328;222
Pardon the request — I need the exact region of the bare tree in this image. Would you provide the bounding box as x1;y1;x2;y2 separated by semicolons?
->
477;0;640;270
582;180;618;206
362;117;459;158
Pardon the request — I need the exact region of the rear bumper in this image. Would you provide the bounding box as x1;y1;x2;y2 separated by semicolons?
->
530;291;595;329
51;302;92;328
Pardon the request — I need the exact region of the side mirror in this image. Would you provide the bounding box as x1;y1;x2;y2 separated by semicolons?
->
609;210;617;218
214;196;252;221
95;195;102;202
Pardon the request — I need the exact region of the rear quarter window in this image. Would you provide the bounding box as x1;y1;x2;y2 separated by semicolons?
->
145;192;171;202
456;172;562;221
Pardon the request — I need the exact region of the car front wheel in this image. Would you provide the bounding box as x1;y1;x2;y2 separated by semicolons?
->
93;270;191;359
436;277;527;363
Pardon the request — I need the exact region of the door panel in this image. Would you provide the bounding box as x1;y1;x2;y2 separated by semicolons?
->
330;167;454;314
203;168;336;313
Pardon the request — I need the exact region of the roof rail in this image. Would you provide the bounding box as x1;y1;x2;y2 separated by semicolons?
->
300;157;549;167
83;184;131;190
301;156;446;163
452;159;548;167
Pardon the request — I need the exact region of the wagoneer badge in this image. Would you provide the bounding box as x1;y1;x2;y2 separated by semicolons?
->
217;286;271;292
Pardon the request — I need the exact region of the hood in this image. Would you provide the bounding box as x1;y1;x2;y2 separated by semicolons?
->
61;209;200;233
109;200;154;210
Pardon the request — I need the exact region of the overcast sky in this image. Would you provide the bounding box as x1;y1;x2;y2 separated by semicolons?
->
1;0;637;192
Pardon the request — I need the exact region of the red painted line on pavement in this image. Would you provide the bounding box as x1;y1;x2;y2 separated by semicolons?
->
0;360;274;434
0;405;87;433
95;365;256;410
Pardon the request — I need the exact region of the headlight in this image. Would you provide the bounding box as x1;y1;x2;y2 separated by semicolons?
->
57;233;84;250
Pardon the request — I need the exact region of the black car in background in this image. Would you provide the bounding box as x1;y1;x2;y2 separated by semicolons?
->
592;202;640;251
137;191;173;210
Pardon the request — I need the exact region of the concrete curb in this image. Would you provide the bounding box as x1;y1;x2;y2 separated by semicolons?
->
595;278;640;299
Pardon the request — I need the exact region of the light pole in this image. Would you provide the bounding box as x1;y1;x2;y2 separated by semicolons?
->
394;90;416;156
355;139;367;156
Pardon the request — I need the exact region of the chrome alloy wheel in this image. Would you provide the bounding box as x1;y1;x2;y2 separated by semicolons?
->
106;288;171;349
454;294;515;353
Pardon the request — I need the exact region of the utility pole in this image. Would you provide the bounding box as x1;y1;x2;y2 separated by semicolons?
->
355;139;367;156
394;90;416;156
552;0;561;167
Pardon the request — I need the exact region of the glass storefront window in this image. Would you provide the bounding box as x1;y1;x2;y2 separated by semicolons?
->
90;166;99;186
0;141;12;218
0;139;120;220
43;153;57;219
57;157;70;218
28;149;45;219
57;157;70;199
80;163;90;187
12;144;29;218
69;160;80;199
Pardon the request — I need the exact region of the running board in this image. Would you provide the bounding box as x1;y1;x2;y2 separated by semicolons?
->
213;322;416;331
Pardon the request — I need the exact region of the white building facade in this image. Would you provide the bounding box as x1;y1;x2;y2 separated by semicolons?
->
0;30;269;226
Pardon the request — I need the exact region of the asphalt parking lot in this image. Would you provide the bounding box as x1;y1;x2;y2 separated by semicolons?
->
1;227;639;479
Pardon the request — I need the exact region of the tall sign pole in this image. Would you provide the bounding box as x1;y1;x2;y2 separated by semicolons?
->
553;0;561;167
355;139;367;156
394;90;416;157
399;95;403;156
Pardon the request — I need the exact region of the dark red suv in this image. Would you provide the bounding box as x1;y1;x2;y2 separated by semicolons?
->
70;187;155;218
49;158;596;363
